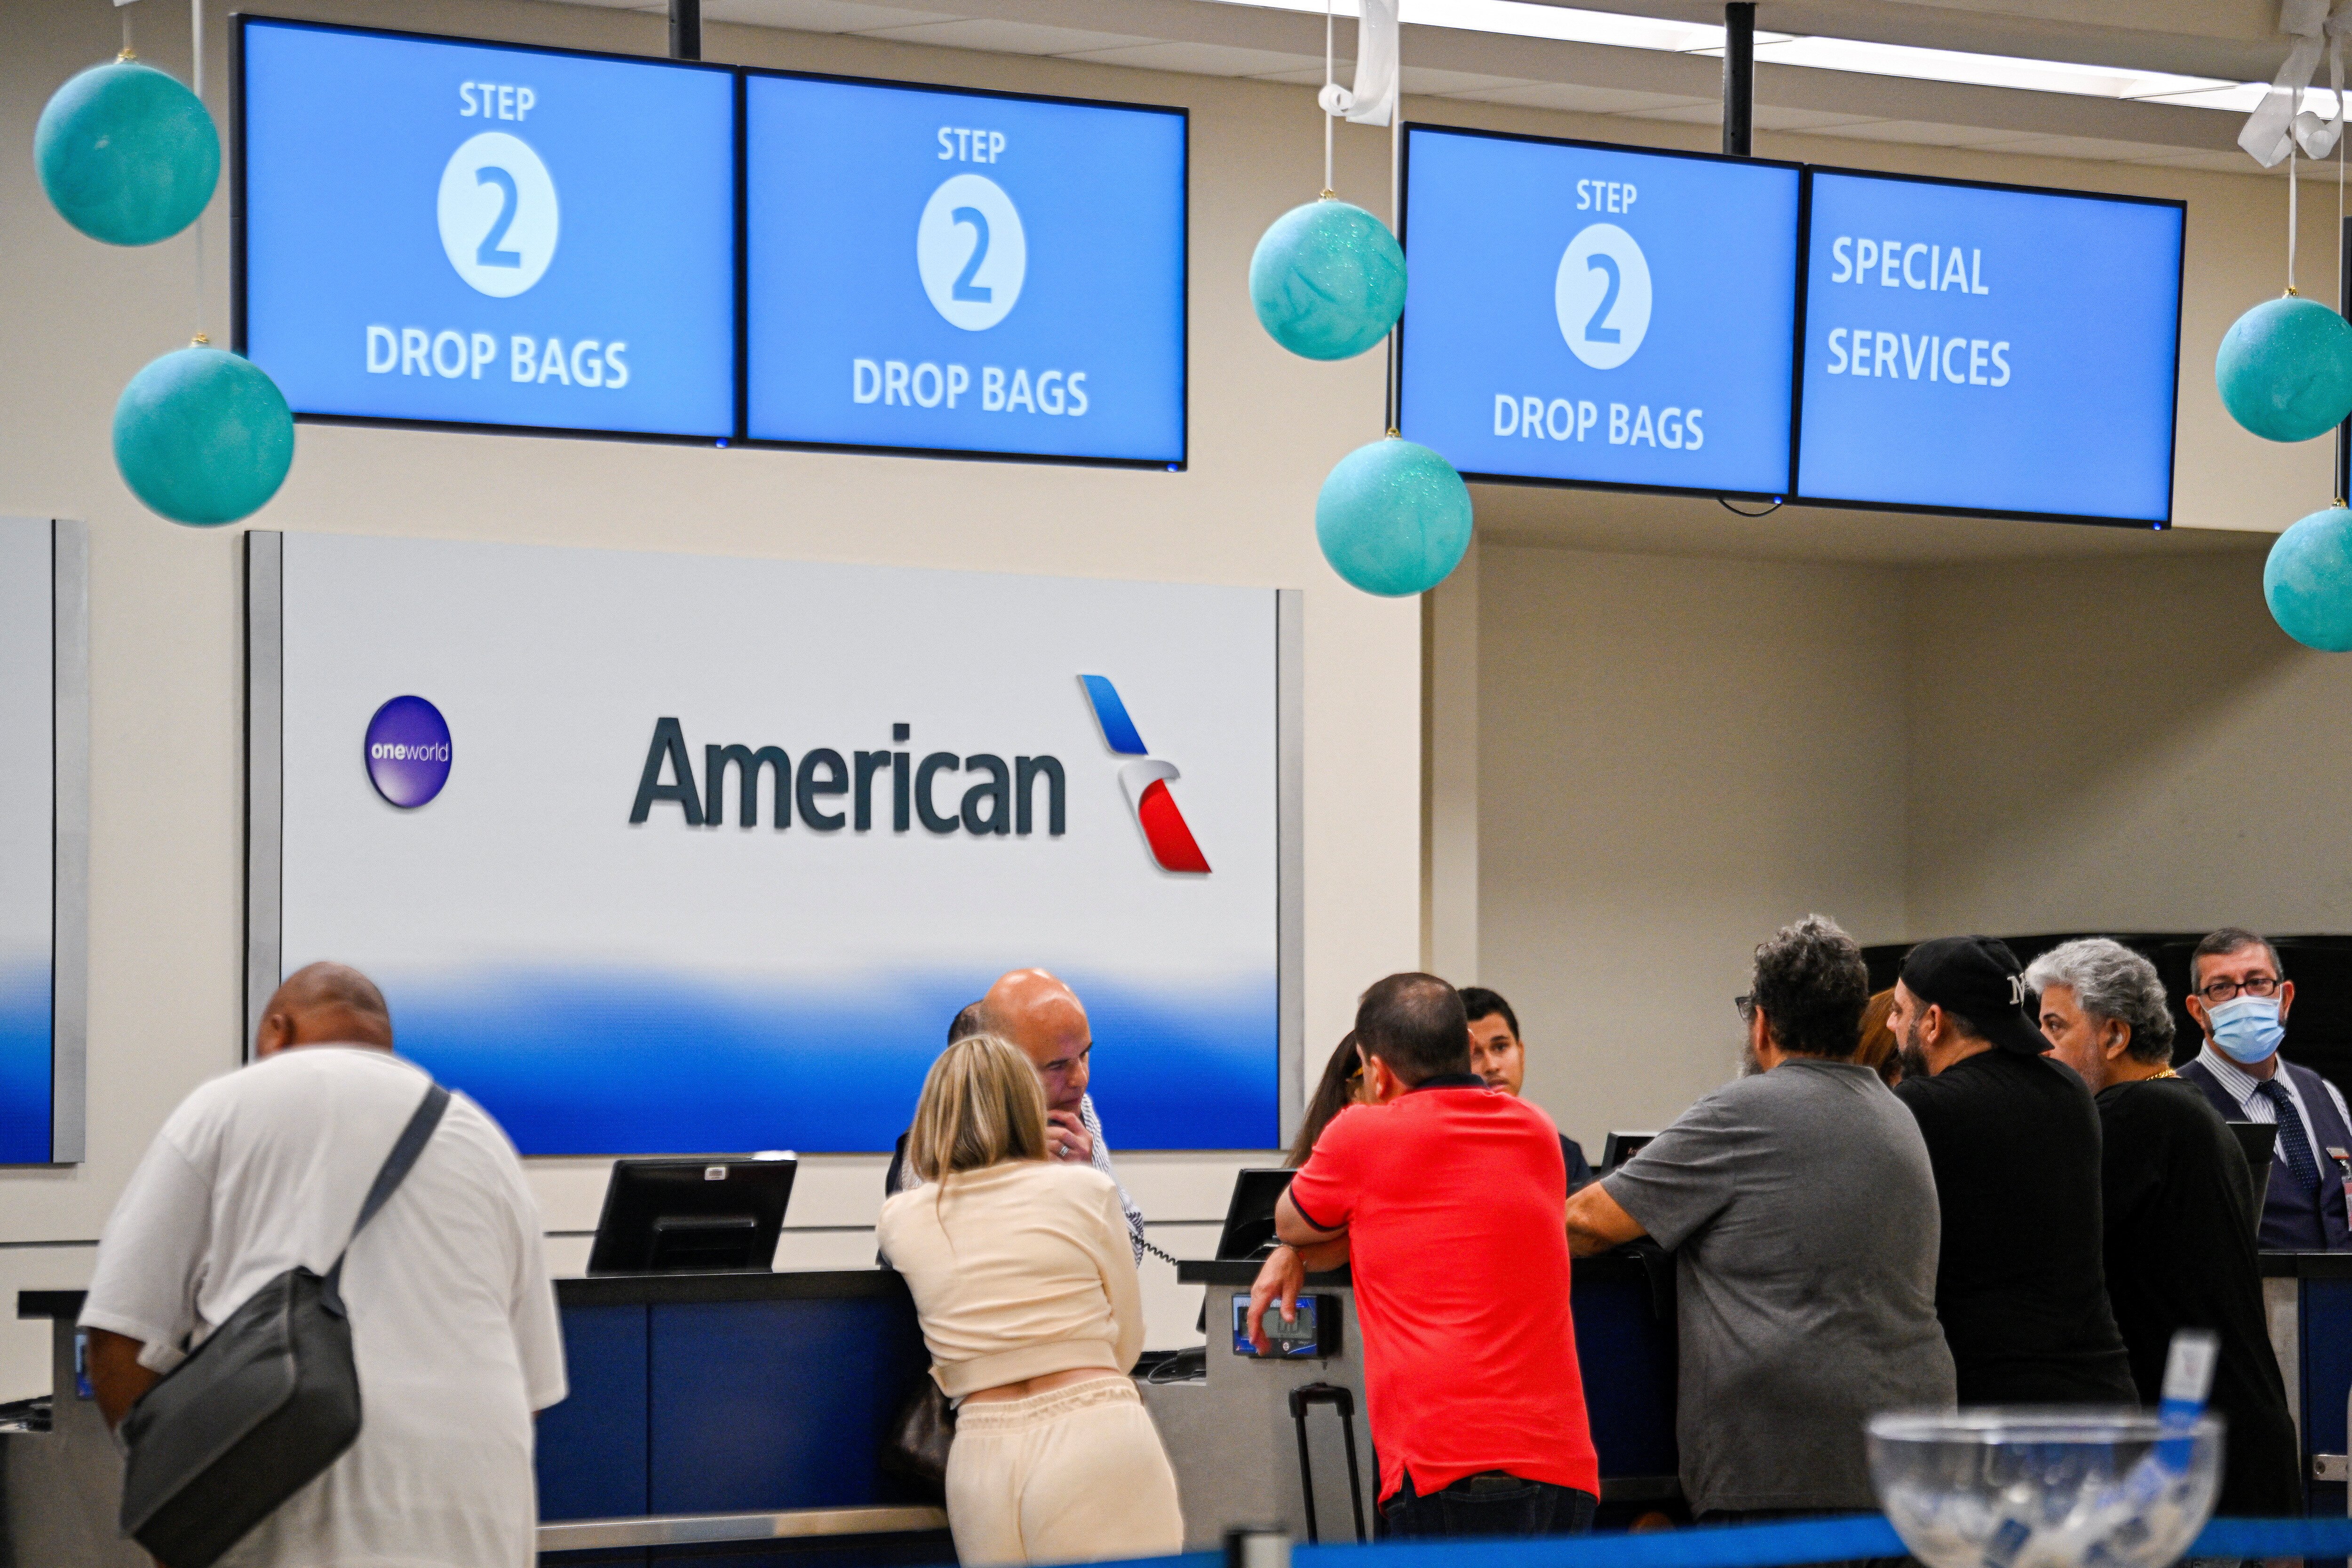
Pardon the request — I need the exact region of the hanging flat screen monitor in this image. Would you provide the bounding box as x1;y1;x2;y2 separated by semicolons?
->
1398;125;1802;498
1794;169;2184;525
234;17;737;439
744;72;1188;466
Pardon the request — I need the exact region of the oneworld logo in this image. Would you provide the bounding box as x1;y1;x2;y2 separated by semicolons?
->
1079;675;1209;875
366;696;453;809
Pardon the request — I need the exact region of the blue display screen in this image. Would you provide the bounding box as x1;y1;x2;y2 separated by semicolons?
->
1795;171;2183;522
1399;126;1801;495
745;74;1187;464
237;18;736;438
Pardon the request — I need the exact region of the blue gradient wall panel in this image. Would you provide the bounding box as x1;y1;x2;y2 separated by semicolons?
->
271;534;1280;1155
0;521;53;1165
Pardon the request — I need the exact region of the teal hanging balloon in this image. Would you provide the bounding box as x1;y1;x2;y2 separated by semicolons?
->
2215;295;2352;443
36;58;218;246
1316;437;1472;597
114;345;295;526
1250;199;1407;361
2265;503;2352;651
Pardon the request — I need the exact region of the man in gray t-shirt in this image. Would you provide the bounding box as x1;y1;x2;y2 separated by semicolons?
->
1565;916;1956;1517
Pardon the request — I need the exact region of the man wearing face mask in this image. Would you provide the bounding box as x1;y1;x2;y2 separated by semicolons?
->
2177;928;2352;1252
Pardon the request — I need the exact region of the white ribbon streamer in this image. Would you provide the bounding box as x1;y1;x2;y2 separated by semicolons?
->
2242;0;2352;167
1317;0;1398;128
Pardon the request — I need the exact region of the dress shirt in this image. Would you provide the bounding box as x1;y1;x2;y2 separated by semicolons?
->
2192;1042;2352;1168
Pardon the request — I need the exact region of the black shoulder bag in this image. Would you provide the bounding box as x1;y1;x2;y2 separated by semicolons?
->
118;1081;452;1568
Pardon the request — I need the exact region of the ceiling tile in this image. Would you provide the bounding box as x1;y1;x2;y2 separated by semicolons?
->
701;0;961;30
1057;40;1324;75
855;16;1155;51
1250;64;1343;85
1448;83;1715;116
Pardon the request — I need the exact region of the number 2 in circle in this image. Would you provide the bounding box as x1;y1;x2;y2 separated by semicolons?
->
950;207;992;302
1583;253;1621;344
476;166;524;270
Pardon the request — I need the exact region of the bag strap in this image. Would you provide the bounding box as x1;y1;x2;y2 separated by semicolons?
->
322;1082;451;1317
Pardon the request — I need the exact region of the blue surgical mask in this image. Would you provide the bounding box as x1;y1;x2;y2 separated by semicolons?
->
2208;995;2286;1066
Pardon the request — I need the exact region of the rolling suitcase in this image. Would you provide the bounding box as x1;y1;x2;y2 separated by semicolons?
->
1286;1382;1367;1544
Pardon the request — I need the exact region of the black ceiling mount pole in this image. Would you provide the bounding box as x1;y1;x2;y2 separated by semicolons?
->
1723;2;1755;157
671;0;702;60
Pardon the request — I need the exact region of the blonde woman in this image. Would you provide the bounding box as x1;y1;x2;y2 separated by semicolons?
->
877;1034;1183;1567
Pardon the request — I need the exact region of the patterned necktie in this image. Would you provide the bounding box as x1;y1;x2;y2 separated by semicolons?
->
2257;1078;2325;1194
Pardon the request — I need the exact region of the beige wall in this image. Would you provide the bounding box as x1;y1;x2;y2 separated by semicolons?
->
1476;539;2352;1155
1906;549;2343;937
1476;543;1913;1146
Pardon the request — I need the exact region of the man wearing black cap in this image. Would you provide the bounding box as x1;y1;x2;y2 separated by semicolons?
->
1888;936;2137;1406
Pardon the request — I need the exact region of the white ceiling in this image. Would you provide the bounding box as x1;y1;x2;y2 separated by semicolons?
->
551;0;2287;176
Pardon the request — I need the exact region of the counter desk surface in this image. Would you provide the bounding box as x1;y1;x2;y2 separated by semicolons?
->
13;1271;954;1567
13;1246;2350;1565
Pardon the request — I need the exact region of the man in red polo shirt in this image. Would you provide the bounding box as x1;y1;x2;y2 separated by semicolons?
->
1247;972;1599;1537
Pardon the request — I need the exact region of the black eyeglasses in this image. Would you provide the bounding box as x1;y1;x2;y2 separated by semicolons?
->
1734;994;1756;1023
2199;976;2281;1004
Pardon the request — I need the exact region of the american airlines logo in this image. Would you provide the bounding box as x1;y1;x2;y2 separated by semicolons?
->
1078;675;1210;875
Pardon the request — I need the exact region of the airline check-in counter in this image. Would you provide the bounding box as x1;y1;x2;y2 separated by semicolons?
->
9;1249;2352;1563
4;1246;1675;1563
2262;1251;2352;1517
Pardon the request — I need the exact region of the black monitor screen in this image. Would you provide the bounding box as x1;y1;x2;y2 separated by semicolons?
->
1215;1168;1296;1260
1601;1131;1657;1170
586;1156;796;1274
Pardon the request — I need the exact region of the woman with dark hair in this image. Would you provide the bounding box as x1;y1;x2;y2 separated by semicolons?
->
1286;1033;1364;1167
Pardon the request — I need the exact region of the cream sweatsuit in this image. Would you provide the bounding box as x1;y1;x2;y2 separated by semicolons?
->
878;1160;1183;1567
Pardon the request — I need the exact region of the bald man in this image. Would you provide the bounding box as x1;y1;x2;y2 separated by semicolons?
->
886;969;1147;1260
80;963;565;1568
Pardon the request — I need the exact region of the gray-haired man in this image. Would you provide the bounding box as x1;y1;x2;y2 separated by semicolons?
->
2029;938;2298;1517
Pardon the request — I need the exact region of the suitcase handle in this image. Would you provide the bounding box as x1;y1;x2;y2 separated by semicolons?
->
1286;1381;1366;1544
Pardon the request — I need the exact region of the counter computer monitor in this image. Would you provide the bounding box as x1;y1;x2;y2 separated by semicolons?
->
1601;1131;1657;1170
1215;1168;1297;1260
2225;1122;2278;1240
586;1155;796;1274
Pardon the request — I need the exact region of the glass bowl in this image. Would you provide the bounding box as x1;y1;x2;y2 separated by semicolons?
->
1867;1409;2224;1568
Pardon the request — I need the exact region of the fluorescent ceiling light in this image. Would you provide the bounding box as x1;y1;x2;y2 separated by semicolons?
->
1207;0;2329;121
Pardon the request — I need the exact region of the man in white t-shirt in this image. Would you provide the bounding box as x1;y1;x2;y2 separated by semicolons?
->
80;963;566;1568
